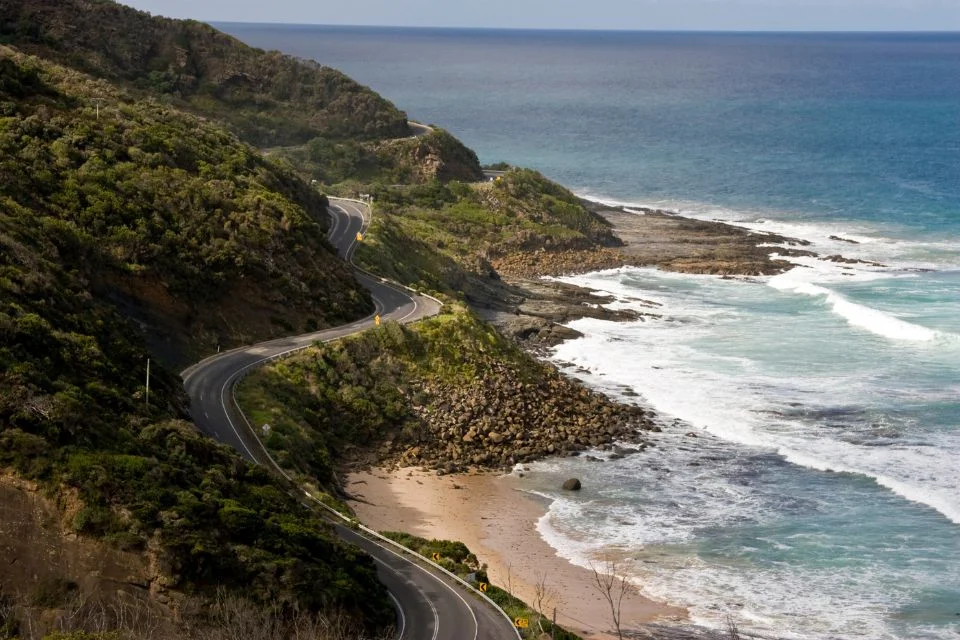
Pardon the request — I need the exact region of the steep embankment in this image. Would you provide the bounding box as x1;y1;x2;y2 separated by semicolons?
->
0;0;410;145
0;47;391;634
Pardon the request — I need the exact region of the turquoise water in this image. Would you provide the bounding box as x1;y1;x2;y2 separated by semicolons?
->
220;26;960;638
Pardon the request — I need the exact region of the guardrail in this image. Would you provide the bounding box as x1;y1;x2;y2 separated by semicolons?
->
329;196;445;309
221;196;520;639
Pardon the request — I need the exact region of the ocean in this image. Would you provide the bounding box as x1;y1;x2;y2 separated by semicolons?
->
217;25;960;639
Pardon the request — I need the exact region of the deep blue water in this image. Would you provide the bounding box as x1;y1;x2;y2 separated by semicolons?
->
220;26;960;238
218;26;960;639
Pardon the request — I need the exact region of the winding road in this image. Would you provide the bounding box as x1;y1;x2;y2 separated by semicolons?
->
181;197;518;640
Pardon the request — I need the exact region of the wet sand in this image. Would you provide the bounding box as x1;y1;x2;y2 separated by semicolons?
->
346;468;687;639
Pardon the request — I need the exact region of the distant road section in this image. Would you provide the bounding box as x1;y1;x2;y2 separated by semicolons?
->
182;198;517;640
408;121;434;138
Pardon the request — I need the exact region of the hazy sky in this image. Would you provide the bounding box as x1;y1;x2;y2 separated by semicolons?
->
121;0;960;31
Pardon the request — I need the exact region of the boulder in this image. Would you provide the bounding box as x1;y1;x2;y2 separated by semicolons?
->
562;478;582;491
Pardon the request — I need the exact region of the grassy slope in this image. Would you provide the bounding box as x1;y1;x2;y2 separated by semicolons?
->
354;169;621;295
0;49;391;626
237;307;516;486
0;47;372;363
0;0;410;146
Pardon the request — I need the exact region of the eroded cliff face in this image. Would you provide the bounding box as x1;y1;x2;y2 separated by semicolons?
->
0;474;180;637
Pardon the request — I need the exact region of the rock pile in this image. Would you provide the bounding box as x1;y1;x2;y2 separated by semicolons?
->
492;248;627;278
384;361;656;471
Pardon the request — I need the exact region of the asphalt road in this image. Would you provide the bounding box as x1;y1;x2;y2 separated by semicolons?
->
181;197;517;640
407;120;434;138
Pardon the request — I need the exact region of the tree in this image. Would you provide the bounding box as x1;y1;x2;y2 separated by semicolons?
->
501;561;514;597
589;558;636;640
532;571;555;635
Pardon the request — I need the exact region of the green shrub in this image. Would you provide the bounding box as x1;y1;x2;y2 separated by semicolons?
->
237;308;545;486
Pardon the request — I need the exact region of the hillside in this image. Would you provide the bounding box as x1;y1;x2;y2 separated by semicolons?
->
0;46;393;635
355;169;624;297
0;0;410;146
275;127;485;187
0;46;372;364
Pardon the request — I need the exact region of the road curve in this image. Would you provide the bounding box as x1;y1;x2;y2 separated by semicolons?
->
181;197;517;640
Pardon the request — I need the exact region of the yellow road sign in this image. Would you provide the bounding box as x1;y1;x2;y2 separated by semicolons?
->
356;231;363;241
431;552;441;562
479;582;488;593
374;315;381;327
514;617;529;629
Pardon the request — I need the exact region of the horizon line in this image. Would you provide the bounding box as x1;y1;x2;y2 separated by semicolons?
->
209;21;960;35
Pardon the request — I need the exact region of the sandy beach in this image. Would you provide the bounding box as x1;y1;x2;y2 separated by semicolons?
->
346;467;687;639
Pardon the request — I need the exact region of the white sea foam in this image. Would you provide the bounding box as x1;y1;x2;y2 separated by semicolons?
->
531;214;960;638
551;265;960;504
551;307;960;526
574;191;960;271
770;278;940;342
766;258;958;344
528;427;960;639
776;444;960;525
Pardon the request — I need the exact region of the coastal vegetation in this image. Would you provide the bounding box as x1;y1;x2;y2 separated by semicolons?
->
354;168;625;297
236;306;653;488
0;46;371;362
0;0;410;146
0;589;394;639
381;532;582;640
272;127;484;187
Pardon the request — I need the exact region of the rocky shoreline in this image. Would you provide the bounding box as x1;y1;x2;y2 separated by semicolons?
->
352;198;834;477
478;198;820;353
591;200;817;276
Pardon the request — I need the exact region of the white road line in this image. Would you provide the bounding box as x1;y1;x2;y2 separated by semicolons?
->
367;554;419;640
398;297;419;323
359;530;478;640
219;372;260;463
428;592;440;640
328;206;342;240
187;197;490;640
365;550;430;640
364;546;443;640
387;590;407;640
